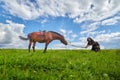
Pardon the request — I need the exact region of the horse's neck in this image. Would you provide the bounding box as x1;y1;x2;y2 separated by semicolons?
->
52;34;63;41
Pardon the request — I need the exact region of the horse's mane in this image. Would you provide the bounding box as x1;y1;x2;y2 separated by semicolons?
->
49;31;64;38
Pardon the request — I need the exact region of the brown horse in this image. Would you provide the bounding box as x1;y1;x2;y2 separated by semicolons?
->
19;31;68;53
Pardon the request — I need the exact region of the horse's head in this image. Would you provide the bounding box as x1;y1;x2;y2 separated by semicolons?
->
61;38;68;45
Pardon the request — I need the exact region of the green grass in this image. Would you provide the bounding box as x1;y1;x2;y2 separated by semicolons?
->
0;49;120;80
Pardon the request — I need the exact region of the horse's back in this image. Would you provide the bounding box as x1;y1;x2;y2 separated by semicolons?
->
29;32;41;42
29;31;52;42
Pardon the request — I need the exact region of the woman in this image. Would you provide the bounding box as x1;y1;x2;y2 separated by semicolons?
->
85;37;100;52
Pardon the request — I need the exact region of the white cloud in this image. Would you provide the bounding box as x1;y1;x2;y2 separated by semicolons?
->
95;32;120;49
1;0;120;35
2;0;40;20
1;0;120;22
95;32;120;42
102;16;120;26
0;20;27;48
41;19;47;24
83;30;106;37
90;0;120;21
60;28;66;34
71;34;77;38
80;21;100;35
53;44;68;49
60;29;78;41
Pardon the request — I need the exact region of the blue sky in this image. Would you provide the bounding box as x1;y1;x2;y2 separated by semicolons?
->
0;0;120;49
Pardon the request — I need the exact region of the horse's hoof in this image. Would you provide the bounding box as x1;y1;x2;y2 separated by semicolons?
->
43;52;46;53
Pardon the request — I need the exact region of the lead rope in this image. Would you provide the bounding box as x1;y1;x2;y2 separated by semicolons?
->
67;41;85;48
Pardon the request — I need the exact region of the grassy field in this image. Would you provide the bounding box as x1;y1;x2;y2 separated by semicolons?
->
0;49;120;80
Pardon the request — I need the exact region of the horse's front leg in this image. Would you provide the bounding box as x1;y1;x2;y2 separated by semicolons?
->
28;41;32;52
43;42;49;53
32;42;36;52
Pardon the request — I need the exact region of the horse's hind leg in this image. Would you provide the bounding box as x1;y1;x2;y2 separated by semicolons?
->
43;42;49;53
32;42;36;52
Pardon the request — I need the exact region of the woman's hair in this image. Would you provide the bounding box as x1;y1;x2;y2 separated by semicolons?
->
87;37;94;42
87;37;95;45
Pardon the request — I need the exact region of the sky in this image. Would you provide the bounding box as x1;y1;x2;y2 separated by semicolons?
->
0;0;120;49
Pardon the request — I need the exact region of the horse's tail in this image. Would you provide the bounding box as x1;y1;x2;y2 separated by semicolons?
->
19;35;29;40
